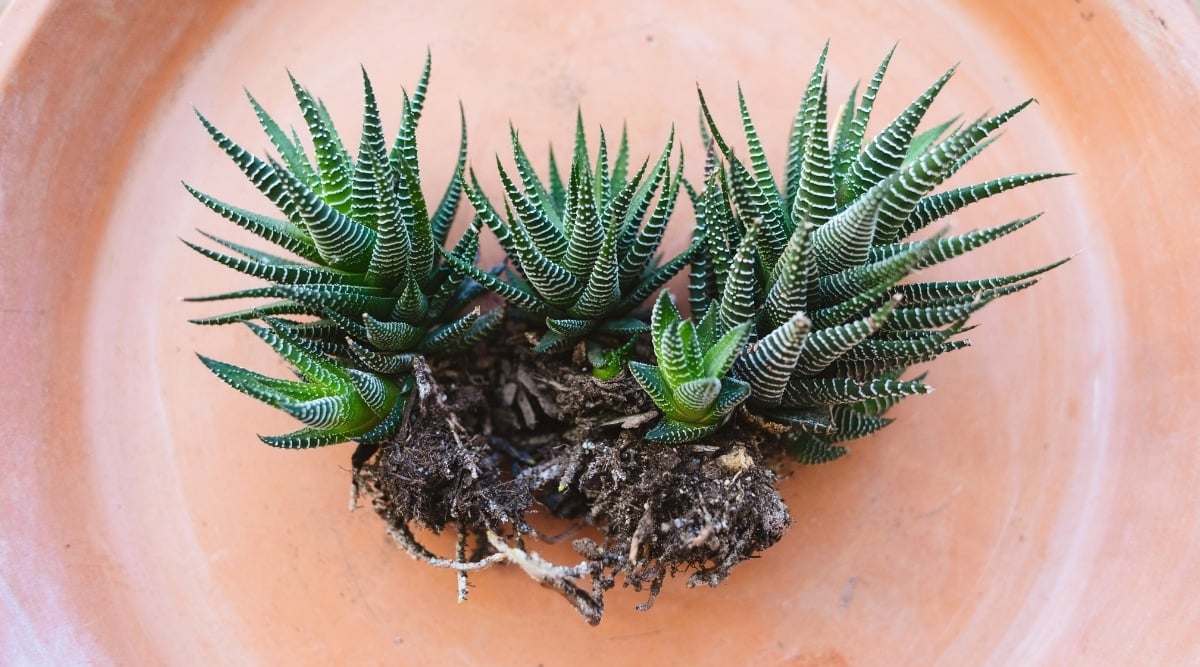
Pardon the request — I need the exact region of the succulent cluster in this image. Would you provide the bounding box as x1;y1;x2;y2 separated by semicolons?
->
442;117;695;360
188;48;1064;458
187;56;499;447
628;292;752;442
647;44;1067;457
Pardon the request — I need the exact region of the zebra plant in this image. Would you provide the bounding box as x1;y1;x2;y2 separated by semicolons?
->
442;115;698;357
628;292;752;443
688;44;1069;462
199;318;413;448
186;56;500;447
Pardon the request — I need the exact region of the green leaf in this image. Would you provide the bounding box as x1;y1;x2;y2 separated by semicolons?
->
245;90;316;186
618;132;678;287
349;68;389;229
275;160;376;271
193;111;298;220
244;321;350;390
588;334;639;381
764;218;816;331
562;159;604;276
546;317;598;337
786;41;830;212
594;128;610;210
892;172;1067;243
356;380;414;444
882;299;987;331
895;257;1070;305
346;339;417;373
182;239;354;286
198;354;325;406
903;116;958;164
673;377;721;422
408;49;433;120
816;238;933;303
629;361;672;414
790;76;837;228
787;432;849;464
827;405;892;442
650;290;682;362
711;377;751;420
431;105;469;247
394;144;436;284
759;408;836;434
810;175;889;273
282;393;368;430
644;419;720;444
697;87;788;266
259;427;359;450
420;307;481;352
843;65;956;200
532;330;575;353
737;312;811;408
597;318;650;335
658;321;695;389
717;223;759;335
188;301;319;326
785;377;931;406
570;217;620;318
792;296;899;376
438;246;550;314
345;368;400;417
363;314;423;352
833;44;894;194
547;146;567;213
702;320;752;379
497;158;568;260
869;214;1041;270
737;84;785;224
289;72;353;213
183;187;320;262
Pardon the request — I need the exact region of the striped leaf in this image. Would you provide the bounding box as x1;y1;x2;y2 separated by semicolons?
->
737;312;811;407
645;419;721;444
193;111;298;220
718;223;760;335
288;72;353;213
891;172;1067;243
184;186;320;263
833;44;894;194
182;239;354;286
276;161;376;271
786;41;830;212
792;296;899;376
842;65;956;201
673;377;722;421
790;77;837;228
784;377;931;407
869;214;1041;269
787;432;849;464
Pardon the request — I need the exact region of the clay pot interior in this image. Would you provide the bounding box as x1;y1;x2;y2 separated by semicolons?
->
3;0;1200;664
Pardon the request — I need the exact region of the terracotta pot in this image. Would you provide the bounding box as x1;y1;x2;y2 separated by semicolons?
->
3;0;1199;663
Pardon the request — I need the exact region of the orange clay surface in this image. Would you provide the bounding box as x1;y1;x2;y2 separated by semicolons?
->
2;1;1199;664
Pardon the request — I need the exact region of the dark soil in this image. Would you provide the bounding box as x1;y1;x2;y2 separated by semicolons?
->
354;324;792;624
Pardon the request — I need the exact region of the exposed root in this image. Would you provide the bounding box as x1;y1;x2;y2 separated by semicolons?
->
386;520;506;573
485;532;605;625
355;326;795;624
